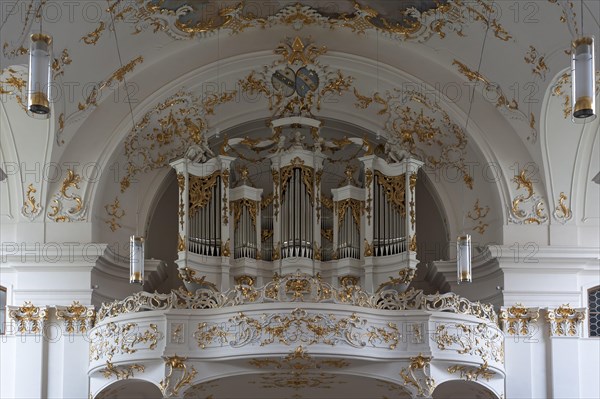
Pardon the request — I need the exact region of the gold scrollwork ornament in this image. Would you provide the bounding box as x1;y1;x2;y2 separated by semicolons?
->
499;303;539;336
55;301;96;334
509;170;548;224
545;304;586;337
447;361;496;382
160;355;198;398
400;354;436;398
48;169;86;222
553;192;572;224
8;301;48;333
101;362;144;380
22;184;42;221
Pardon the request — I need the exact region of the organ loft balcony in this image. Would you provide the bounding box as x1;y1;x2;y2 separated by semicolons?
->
81;116;505;399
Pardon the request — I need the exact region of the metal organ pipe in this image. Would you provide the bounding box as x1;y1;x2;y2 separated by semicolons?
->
280;167;313;260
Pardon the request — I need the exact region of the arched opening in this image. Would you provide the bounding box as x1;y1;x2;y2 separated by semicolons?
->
433;380;500;399
95;379;162;399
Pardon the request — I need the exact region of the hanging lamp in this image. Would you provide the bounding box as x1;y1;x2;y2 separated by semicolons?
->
27;32;52;115
571;36;596;121
129;235;145;284
457;234;472;284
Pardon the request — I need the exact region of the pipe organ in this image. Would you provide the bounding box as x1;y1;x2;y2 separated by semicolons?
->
332;186;363;260
188;171;223;257
171;117;423;292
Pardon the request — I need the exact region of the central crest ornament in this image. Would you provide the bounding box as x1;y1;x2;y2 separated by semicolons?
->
240;36;352;117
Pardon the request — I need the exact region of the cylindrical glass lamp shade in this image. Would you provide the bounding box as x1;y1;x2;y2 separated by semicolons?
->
130;236;145;284
457;234;472;284
571;36;596;122
28;33;53;115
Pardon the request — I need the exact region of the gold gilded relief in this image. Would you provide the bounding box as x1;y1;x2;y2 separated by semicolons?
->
409;235;417;252
499;303;539;336
178;234;186;252
433;323;504;364
101;362;144;380
551;71;600;118
56;301;96;334
276;36;327;65
177;173;185;229
546;304;586;337
509;169;548;224
335;198;363;229
0;68;28;112
376;268;417;292
51;48;72;77
400;354;436;398
239;36;353;118
194;308;399;350
354;89;473;188
235;275;259;302
231;198;258;229
524;46;548;81
178;268;218;291
375;171;406;215
553;192;572;224
81;2;510;45
121;89;235;194
48;169;86;222
104;197;125;232
364;168;374;225
160;355;198;398
8;301;48;334
261;229;274;243
81;21;106;45
188;171;221;217
221;238;231;257
22;183;42;221
77;56;143;112
272;242;281;260
222;169;230;225
447;361;496;382
89;322;162;363
96;272;499;325
248;346;349;390
467;199;490;235
364;239;374;257
453;58;537;141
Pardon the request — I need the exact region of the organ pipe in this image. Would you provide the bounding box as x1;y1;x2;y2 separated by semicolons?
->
281;166;313;259
188;174;222;256
373;172;407;257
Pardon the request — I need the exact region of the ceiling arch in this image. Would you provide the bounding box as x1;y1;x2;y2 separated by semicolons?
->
0;0;598;248
73;39;515;248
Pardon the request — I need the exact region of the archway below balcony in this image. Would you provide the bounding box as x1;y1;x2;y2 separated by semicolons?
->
94;379;162;399
433;380;500;399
